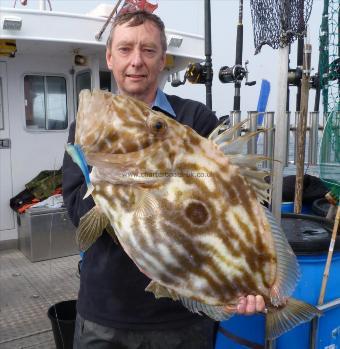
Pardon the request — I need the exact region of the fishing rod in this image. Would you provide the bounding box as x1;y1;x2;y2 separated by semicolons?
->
204;0;213;109
218;0;255;111
171;0;214;110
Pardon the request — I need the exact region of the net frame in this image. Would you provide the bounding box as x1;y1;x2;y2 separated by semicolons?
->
250;0;313;54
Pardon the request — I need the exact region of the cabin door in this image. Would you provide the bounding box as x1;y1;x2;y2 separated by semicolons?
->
0;62;14;232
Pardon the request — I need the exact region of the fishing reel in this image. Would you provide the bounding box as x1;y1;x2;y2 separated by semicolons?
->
287;67;303;86
288;68;320;89
171;62;209;87
219;60;256;86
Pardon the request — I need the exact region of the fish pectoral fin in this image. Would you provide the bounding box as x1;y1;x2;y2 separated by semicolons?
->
106;224;119;245
133;190;161;218
76;206;109;251
266;298;321;340
145;281;179;301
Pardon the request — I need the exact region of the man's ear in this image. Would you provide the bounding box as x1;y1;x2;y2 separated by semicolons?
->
106;49;113;70
159;53;166;72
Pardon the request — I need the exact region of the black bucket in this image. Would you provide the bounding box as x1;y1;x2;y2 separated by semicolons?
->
281;213;338;254
312;197;330;217
47;300;77;349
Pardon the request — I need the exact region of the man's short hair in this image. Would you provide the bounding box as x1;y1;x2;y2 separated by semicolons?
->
106;10;167;53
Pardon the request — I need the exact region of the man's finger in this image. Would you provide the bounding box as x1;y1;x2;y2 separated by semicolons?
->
237;296;247;314
255;295;266;312
245;295;256;314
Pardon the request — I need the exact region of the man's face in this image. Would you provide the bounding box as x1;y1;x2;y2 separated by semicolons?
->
106;20;166;104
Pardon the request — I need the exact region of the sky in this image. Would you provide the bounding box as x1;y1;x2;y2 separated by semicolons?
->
1;0;325;118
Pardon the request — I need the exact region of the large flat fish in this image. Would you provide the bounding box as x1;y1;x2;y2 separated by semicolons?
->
66;89;321;340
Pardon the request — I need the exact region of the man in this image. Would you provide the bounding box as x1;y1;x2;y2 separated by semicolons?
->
63;10;265;349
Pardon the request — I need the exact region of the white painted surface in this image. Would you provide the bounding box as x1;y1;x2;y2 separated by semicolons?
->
0;62;15;233
0;5;206;242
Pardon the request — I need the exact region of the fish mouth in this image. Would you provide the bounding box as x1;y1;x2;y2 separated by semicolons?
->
86;141;163;168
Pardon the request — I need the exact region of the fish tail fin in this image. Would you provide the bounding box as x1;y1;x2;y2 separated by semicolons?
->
266;298;322;340
65;143;94;197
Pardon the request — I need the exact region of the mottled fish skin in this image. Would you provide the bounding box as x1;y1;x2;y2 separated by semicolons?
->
76;89;276;305
71;90;320;338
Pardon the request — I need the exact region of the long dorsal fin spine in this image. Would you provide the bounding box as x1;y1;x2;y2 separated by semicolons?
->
210;120;272;204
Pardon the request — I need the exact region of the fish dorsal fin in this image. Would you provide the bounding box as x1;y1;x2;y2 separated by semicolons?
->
218;130;264;155
209;119;248;143
145;281;234;321
212;123;272;204
76;206;109;251
239;167;271;204
264;209;300;305
208;117;230;141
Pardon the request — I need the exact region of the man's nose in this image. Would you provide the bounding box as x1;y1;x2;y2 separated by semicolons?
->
131;49;143;67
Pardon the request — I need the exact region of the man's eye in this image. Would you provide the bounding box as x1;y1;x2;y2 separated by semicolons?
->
144;48;156;54
119;47;130;53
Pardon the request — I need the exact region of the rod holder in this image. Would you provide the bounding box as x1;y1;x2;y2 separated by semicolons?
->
308;111;319;165
230;111;241;138
285;112;291;166
294;111;300;165
247;111;258;155
264;112;275;169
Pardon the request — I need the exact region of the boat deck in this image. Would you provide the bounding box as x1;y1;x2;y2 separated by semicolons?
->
0;249;80;349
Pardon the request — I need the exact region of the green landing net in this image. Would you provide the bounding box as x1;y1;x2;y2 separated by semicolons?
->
319;109;340;201
319;0;339;115
318;0;339;202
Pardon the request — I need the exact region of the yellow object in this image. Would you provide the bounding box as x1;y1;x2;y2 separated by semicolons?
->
0;40;17;57
165;54;174;69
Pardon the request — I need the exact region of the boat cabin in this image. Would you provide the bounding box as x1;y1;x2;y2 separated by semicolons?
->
0;5;205;247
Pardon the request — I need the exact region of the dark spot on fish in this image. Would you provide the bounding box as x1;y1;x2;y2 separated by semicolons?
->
185;202;209;225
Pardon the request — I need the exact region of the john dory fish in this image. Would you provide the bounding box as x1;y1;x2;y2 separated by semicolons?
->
66;90;321;340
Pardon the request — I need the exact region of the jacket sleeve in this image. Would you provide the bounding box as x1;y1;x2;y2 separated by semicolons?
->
192;103;219;137
62;121;95;227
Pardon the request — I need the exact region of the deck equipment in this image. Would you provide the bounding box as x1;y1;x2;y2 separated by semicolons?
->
250;0;313;222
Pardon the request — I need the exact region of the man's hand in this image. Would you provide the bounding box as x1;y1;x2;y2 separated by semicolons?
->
236;295;266;315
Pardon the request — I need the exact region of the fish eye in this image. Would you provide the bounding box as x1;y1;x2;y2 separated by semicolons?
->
149;118;168;136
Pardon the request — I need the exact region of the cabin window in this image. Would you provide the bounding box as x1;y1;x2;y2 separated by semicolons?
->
24;75;68;131
0;78;3;130
100;71;111;92
75;70;111;109
75;70;91;108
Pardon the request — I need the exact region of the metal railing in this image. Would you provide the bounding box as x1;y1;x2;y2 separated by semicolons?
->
229;111;323;167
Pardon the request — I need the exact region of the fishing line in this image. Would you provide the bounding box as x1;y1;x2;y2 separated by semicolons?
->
49;162;66;349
